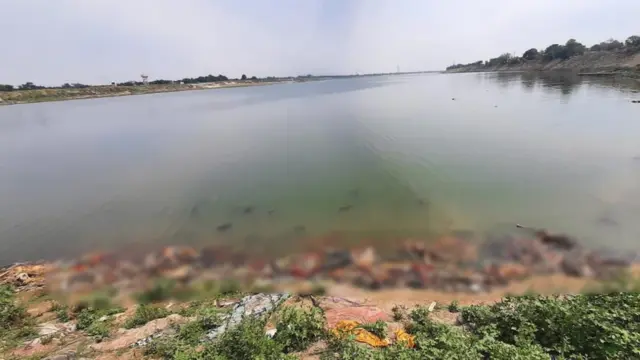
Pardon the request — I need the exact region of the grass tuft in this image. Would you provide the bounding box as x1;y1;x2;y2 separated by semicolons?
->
124;304;170;329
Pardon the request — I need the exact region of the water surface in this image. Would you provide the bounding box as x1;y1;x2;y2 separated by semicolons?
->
1;72;639;264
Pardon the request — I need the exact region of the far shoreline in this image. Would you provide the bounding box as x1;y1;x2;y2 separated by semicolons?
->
0;80;291;107
0;72;437;107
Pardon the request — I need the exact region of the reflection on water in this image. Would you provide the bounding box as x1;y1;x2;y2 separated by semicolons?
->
0;73;639;265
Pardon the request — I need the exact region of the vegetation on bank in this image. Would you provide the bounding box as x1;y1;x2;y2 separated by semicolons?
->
447;35;640;71
0;74;263;93
0;285;36;352
2;269;640;359
138;292;640;360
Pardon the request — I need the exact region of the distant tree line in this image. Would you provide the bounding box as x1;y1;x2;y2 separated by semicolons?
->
0;81;91;91
447;35;640;71
0;71;357;92
1;72;268;92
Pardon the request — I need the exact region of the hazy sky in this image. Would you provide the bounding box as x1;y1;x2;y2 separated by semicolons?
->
1;0;639;85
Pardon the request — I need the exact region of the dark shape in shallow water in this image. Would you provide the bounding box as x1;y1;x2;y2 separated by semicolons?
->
416;198;429;207
293;225;306;234
189;205;200;219
267;209;276;215
217;222;233;232
321;250;352;271
243;206;254;214
596;215;619;227
516;224;577;250
348;189;360;198
338;205;353;212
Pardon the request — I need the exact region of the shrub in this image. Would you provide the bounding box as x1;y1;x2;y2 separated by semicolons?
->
87;321;111;342
0;285;30;330
124;304;170;329
207;316;284;359
448;300;460;313
460;294;640;359
0;285;37;350
273;306;326;353
391;305;408;321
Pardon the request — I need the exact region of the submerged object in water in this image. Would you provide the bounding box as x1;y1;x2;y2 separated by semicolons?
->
217;222;233;232
338;205;353;212
516;224;577;250
189;205;200;218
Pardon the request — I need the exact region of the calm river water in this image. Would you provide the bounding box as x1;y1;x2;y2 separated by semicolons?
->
1;72;639;265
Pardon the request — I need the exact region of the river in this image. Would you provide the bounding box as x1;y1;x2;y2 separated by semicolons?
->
1;72;639;265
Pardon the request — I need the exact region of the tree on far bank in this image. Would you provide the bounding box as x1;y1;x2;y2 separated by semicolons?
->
626;35;640;47
241;74;247;80
446;34;639;71
0;84;14;91
543;44;569;61
18;82;44;90
565;39;586;57
150;79;172;85
522;48;539;60
181;74;229;84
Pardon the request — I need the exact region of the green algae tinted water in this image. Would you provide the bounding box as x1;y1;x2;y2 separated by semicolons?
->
1;72;639;264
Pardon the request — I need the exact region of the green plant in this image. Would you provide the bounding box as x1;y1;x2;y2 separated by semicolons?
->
55;305;70;322
0;285;30;330
143;336;181;359
197;307;224;330
87;321;110;342
75;308;99;330
207;315;284;360
124;304;170;329
273;306;326;353
460;293;640;359
359;320;387;339
448;300;460;313
391;305;408;321
145;304;325;359
73;300;124;343
0;285;37;351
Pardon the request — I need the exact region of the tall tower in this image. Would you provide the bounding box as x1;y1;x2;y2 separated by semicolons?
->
140;74;149;85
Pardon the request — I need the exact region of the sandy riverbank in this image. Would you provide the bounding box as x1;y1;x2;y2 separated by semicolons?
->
0;80;287;106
